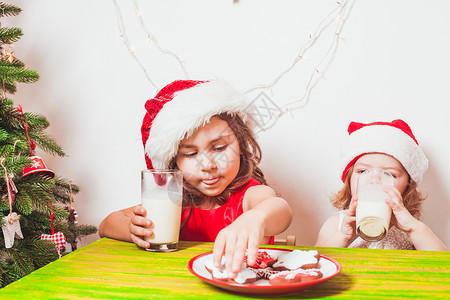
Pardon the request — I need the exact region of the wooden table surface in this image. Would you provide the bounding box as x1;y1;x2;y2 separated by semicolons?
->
1;238;449;299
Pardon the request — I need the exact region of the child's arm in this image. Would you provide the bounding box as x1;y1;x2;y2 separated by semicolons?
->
212;185;292;279
99;205;153;249
384;186;448;251
408;221;448;251
315;196;358;248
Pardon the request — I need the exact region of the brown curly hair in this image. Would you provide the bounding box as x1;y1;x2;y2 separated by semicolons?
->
331;165;426;218
168;113;267;230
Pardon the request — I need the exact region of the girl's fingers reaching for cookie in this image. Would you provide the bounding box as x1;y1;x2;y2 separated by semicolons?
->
224;234;238;278
212;232;226;268
231;235;248;275
245;236;259;267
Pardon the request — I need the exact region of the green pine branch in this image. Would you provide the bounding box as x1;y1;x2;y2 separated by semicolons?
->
0;106;66;157
0;59;24;68
0;3;22;18
0;27;22;44
30;132;66;157
0;198;8;212
0;62;27;94
1;82;16;94
0;66;39;85
15;179;56;215
0;236;59;287
21;112;49;130
17;211;52;234
52;177;80;204
0;98;22;128
23;237;60;268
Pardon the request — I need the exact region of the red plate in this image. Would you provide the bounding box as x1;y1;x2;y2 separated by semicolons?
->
187;247;341;295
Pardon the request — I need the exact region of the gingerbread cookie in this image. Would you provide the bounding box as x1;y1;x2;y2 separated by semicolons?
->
244;250;278;269
272;250;320;271
204;258;257;284
268;268;323;285
254;268;279;280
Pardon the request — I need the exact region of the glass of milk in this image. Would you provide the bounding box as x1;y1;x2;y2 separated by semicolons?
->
141;169;183;252
356;168;394;242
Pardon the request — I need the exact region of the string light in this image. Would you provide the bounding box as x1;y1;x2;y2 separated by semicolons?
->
245;0;355;113
111;0;355;129
111;0;158;90
131;0;189;79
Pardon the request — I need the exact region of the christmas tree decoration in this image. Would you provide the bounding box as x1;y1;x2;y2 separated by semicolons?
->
0;3;97;288
1;44;17;63
40;201;66;252
16;105;55;179
40;232;65;252
1;177;17;206
66;181;78;225
62;180;96;251
1;157;23;249
22;156;55;179
16;104;37;156
68;208;78;224
1;212;23;248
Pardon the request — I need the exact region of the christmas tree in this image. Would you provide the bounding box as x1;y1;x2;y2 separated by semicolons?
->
0;2;97;288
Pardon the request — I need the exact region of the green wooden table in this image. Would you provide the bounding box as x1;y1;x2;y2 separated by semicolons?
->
1;238;449;299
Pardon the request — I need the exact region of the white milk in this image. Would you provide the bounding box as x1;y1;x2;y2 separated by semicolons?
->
141;190;182;244
356;189;391;240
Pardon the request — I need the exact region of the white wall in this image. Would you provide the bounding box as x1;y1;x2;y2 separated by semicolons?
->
6;0;449;248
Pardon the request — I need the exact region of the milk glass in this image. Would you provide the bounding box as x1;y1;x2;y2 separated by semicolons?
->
141;169;183;252
356;168;394;242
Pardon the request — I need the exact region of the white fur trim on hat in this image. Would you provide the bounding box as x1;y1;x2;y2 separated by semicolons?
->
341;124;428;184
146;80;252;169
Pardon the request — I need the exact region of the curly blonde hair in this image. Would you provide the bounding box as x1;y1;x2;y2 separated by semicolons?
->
331;165;426;218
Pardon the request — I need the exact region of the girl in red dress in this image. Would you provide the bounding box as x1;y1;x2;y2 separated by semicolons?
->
99;79;292;278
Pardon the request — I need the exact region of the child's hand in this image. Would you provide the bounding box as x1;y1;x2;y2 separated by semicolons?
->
212;212;264;279
129;205;153;249
383;186;419;232
340;195;358;241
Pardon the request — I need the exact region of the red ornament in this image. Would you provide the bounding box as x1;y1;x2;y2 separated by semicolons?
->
22;156;55;179
41;232;66;251
2;178;17;206
41;201;65;251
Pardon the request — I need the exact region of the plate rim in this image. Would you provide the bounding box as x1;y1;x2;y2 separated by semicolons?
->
187;247;341;294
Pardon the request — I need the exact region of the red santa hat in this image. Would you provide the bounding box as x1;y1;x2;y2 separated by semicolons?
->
141;79;253;170
340;119;428;184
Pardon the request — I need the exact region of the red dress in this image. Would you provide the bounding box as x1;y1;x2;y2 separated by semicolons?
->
179;178;274;244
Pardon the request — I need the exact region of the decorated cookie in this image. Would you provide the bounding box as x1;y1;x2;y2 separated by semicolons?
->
272;250;320;271
244;250;278;269
268;268;323;285
254;268;280;280
204;258;257;284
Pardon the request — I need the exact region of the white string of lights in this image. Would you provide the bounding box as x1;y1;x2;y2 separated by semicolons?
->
244;0;355;113
131;0;190;80
112;0;355;123
112;0;159;90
